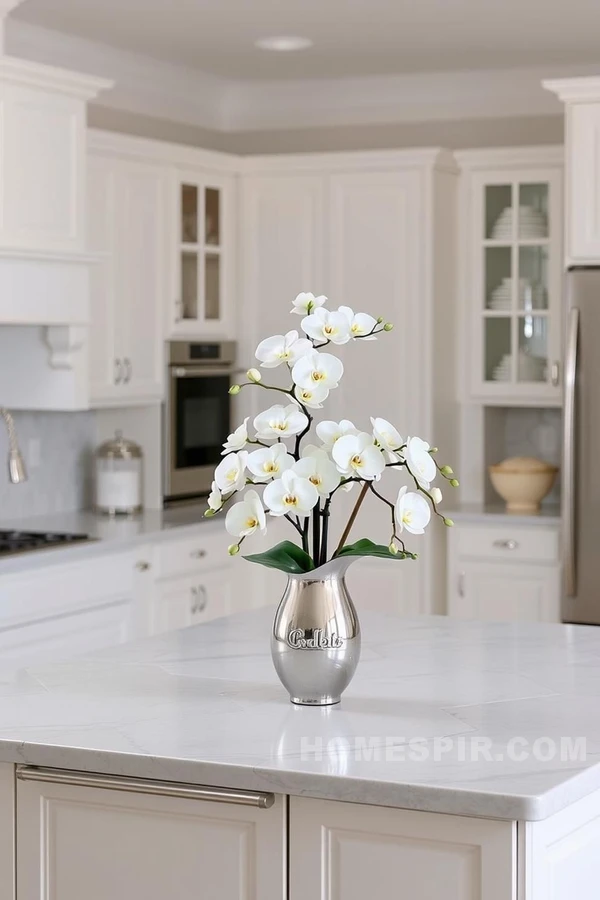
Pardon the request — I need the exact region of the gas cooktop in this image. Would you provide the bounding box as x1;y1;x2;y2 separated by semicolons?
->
0;530;91;557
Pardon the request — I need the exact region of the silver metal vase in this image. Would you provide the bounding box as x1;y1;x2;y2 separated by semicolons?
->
271;557;361;706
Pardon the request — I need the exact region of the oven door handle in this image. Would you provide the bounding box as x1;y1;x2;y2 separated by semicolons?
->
170;366;235;378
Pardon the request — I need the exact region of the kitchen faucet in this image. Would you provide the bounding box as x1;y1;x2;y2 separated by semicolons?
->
0;408;27;484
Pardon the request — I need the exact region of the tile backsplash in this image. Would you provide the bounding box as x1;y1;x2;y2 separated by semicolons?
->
0;411;95;520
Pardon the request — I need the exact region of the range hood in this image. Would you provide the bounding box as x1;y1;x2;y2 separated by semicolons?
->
0;54;111;326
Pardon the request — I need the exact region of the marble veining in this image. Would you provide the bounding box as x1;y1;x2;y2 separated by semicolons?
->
0;609;600;820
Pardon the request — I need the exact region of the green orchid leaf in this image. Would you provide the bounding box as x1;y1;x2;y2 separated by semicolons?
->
243;540;315;574
336;538;417;561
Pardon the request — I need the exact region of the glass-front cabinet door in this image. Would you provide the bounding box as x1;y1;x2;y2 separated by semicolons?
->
463;153;563;404
170;170;233;336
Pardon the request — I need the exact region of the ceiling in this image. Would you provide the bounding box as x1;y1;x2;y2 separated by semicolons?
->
12;0;600;82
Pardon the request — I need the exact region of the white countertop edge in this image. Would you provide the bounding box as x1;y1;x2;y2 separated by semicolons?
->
4;740;593;822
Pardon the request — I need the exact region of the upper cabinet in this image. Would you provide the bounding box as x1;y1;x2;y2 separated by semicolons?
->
457;148;563;406
169;169;236;338
544;78;600;264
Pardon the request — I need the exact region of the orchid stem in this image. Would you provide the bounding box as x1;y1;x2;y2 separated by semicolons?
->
334;481;369;556
312;501;321;566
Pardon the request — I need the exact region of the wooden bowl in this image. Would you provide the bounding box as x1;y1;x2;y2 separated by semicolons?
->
489;456;558;513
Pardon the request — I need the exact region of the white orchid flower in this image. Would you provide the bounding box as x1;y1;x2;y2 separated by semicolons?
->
263;470;319;518
221;417;249;454
339;306;378;339
253;404;309;441
255;330;313;368
247;444;295;482
293;445;341;497
395;485;431;534
332;432;386;480
316;419;358;450
371;416;404;461
293;383;329;409
207;481;223;511
292;350;344;391
431;486;443;505
405;436;436;488
225;490;267;538
301;308;351;345
214;450;248;494
291;292;327;316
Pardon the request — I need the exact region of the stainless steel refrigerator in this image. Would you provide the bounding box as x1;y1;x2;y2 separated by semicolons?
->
563;267;600;623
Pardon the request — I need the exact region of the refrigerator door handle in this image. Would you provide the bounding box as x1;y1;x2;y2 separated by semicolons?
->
563;306;579;599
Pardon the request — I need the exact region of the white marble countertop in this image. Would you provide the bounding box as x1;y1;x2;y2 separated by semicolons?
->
0;503;218;575
2;608;600;822
444;502;561;527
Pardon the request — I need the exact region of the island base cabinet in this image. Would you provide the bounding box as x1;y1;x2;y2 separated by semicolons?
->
16;775;286;900
290;797;516;900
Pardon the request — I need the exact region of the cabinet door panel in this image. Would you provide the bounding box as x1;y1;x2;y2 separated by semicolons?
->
449;561;560;623
116;161;166;402
17;779;286;900
569;103;600;262
151;567;233;635
291;796;515;900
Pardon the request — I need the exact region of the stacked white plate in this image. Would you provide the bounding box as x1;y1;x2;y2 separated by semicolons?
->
488;277;534;310
492;354;511;381
491;205;547;240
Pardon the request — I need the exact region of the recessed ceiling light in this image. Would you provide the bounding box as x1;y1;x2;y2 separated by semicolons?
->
255;35;313;52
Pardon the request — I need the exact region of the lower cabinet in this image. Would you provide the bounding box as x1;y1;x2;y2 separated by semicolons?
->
150;566;234;634
15;769;286;900
290;797;516;900
446;521;561;622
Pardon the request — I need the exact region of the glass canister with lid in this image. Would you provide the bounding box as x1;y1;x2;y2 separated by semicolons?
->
95;431;143;515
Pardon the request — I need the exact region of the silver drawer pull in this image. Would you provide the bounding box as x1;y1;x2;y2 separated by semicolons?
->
16;766;274;809
135;561;151;572
493;539;519;550
190;549;207;559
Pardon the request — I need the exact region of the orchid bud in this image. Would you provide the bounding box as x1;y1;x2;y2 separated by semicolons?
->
429;447;439;454
229;384;241;395
388;541;399;555
383;322;394;332
450;478;460;488
430;487;443;505
228;543;240;556
376;316;384;324
247;368;262;383
443;518;454;527
204;509;216;518
440;465;453;476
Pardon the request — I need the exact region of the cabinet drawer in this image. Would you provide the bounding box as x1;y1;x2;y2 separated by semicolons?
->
151;567;233;635
155;529;226;580
456;525;559;563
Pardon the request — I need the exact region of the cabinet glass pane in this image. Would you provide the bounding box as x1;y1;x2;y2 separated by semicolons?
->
205;188;220;245
485;184;512;240
181;184;198;244
181;252;198;320
518;246;548;310
485;246;512;310
518;316;547;382
485;318;511;382
517;183;548;240
205;253;220;320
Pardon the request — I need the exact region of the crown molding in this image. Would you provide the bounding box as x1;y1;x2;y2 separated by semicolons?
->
239;147;459;174
543;76;600;103
6;19;600;134
455;144;564;169
6;20;228;129
88;128;240;172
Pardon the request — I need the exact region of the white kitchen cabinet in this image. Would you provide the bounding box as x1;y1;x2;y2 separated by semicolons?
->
150;566;234;635
87;144;167;407
16;772;286;900
290;796;516;900
544;79;600;263
456;147;563;406
0;764;14;900
240;151;459;615
169;169;236;338
446;521;561;622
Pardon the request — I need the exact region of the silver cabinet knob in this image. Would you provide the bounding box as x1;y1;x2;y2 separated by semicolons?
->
190;549;207;559
114;358;123;385
135;561;151;571
493;539;519;550
123;358;132;384
551;361;560;387
458;571;465;598
190;585;208;614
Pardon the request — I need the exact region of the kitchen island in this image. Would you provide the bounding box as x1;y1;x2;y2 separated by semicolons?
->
3;608;600;899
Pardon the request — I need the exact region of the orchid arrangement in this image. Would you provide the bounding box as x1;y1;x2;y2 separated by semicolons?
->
205;292;458;574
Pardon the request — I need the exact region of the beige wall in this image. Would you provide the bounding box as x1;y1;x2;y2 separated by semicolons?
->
88;105;564;155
